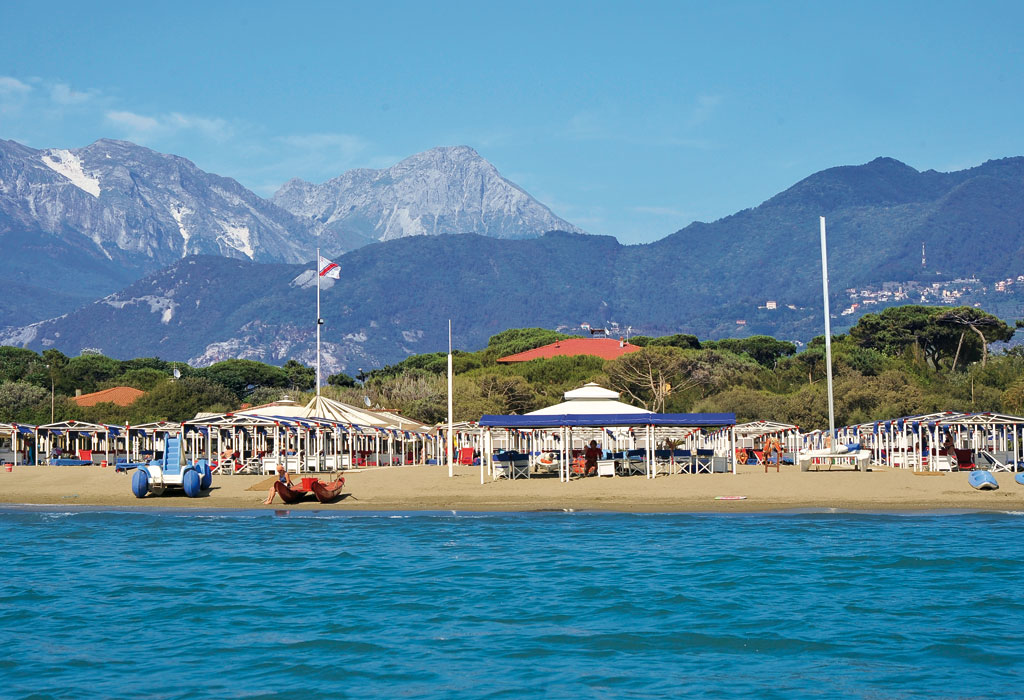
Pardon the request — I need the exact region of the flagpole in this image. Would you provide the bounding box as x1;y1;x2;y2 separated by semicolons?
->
819;217;836;446
316;247;322;397
447;319;454;478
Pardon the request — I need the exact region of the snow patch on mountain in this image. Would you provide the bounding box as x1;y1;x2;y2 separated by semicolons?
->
0;323;40;347
170;204;193;251
220;223;255;259
102;294;177;324
41;149;101;197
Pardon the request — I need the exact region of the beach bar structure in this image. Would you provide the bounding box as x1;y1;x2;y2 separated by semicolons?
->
477;412;737;482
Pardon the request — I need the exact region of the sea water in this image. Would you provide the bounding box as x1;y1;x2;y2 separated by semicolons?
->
1;508;1023;699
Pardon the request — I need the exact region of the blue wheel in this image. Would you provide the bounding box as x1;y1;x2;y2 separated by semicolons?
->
196;460;213;490
183;469;201;498
131;469;149;498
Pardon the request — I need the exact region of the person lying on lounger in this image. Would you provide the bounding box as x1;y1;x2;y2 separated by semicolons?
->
263;464;293;505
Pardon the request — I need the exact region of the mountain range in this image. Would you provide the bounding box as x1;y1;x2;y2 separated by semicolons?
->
2;138;1023;370
0;139;578;327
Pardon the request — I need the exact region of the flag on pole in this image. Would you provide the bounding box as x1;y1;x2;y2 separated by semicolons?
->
318;255;340;279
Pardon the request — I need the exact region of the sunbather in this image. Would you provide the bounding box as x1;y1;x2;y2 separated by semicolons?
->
263;465;292;504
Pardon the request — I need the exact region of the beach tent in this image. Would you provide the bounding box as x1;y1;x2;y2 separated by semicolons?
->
478;412;737;482
933;412;1024;468
35;420;126;466
734;420;801;464
0;422;26;466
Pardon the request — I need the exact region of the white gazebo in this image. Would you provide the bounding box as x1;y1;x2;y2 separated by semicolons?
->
527;383;653;416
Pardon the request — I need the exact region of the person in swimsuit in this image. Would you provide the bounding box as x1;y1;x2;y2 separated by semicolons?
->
263;464;293;504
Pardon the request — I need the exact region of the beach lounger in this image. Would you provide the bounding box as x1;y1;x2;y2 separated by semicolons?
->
977;450;1013;472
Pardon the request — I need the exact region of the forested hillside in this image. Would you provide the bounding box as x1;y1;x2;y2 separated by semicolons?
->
3;305;1021;432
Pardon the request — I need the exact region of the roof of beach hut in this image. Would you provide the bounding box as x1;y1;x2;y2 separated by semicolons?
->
303;395;430;433
526;382;652;416
734;420;799;437
933;412;1024;427
36;419;117;435
128;421;182;434
479;412;735;429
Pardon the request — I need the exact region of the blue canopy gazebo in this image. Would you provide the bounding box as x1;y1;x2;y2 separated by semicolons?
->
477;412;737;482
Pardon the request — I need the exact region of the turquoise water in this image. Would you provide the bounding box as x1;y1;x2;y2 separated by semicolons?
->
2;508;1023;699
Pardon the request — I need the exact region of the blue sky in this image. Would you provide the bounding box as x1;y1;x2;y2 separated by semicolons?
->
2;1;1023;244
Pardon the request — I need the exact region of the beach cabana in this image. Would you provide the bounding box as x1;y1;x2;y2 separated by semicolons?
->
0;422;31;466
478;412;737;482
933;412;1024;469
734;420;801;463
35;420;126;466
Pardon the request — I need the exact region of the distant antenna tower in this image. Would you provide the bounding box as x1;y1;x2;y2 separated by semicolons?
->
921;241;926;269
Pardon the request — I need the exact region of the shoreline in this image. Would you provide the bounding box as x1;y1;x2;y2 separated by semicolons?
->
2;463;1023;513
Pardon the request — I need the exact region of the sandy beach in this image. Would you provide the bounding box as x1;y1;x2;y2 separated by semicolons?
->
1;462;1023;512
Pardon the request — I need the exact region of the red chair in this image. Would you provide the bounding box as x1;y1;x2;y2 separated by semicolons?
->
953;449;976;471
457;448;475;465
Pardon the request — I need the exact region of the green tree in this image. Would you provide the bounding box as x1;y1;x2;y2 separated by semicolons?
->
703;335;796;367
282;360;316;391
327;372;357;388
936;307;1015;370
130;377;238;423
0;347;45;385
196;359;289;399
59;353;124;394
104;368;169;391
632;334;701;350
849;306;960;369
0;381;49;423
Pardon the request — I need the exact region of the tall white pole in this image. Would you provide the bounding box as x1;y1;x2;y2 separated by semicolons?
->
447;320;454;478
819;217;836;446
316;247;322;397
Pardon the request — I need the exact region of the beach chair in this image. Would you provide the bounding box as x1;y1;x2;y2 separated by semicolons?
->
623;449;647;476
694;449;714;474
457;447;475;466
953;449;976;471
977;450;1013;472
654;449;673;475
492;452;512;480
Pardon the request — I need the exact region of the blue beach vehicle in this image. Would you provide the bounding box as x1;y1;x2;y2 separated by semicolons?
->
968;470;999;491
131;436;212;498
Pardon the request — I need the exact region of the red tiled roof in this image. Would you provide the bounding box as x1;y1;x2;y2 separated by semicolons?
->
498;338;642;363
71;386;146;407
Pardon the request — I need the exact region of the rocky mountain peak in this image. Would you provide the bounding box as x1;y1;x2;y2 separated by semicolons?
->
272;145;585;251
